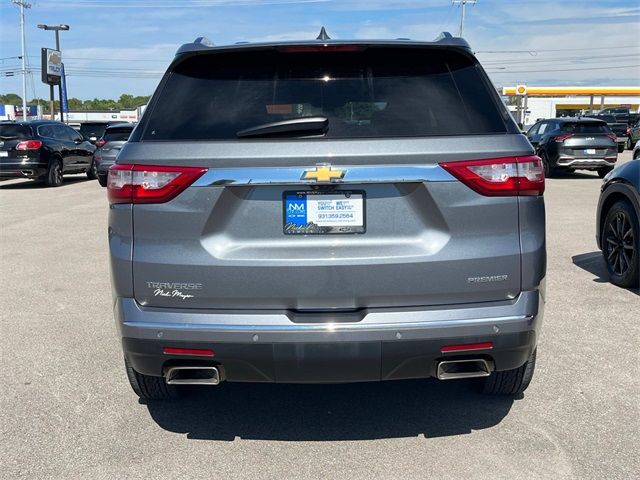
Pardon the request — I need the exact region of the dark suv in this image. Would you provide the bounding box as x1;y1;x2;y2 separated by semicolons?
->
526;117;617;177
108;32;546;400
0;120;96;186
94;123;135;187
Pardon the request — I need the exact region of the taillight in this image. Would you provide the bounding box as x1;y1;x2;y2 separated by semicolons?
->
107;164;207;204
95;138;106;148
554;133;574;142
439;155;544;197
15;140;42;151
606;133;617;142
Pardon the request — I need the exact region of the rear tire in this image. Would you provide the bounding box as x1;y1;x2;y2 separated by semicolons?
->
617;144;624;153
601;200;639;288
627;137;634;150
86;159;98;180
97;174;107;187
45;158;63;187
124;358;182;400
482;349;537;396
540;152;555;178
597;166;614;178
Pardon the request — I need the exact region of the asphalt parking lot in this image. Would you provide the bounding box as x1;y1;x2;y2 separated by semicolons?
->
1;152;638;480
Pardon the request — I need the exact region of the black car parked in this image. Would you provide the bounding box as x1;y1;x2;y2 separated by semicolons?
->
526;117;617;178
585;114;627;153
0;120;96;187
79;121;122;145
596;159;639;289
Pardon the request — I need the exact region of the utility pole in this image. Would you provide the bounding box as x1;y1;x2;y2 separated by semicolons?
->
13;0;32;121
451;0;477;38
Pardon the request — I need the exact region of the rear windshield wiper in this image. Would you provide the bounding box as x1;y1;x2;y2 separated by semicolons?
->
236;117;328;138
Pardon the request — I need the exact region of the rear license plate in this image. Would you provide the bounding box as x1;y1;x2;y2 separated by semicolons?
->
283;190;365;235
0;151;8;157
585;148;596;155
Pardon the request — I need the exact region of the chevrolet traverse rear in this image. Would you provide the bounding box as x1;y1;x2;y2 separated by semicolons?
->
108;32;546;400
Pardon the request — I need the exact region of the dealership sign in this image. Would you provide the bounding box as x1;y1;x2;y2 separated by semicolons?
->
41;48;62;85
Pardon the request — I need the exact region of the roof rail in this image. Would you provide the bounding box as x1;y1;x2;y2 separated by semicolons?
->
175;36;214;55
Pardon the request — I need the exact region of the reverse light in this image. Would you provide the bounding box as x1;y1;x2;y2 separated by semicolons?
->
554;133;574;142
163;347;215;357
107;164;207;204
15;140;43;151
439;155;545;197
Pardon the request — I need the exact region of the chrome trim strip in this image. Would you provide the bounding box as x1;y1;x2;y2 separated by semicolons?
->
557;158;615;167
192;164;455;186
123;314;531;333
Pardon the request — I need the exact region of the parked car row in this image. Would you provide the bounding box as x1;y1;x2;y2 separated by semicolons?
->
0;120;134;187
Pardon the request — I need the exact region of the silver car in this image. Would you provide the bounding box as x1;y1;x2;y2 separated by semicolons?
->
108;32;546;400
94;123;135;187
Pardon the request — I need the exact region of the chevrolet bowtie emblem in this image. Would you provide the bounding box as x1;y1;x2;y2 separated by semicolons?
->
302;165;346;182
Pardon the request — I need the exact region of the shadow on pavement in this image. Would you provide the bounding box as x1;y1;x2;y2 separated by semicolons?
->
145;379;516;441
572;251;639;295
0;176;93;190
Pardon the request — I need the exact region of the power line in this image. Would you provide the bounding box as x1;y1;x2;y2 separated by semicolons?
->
485;64;640;74
477;46;640;54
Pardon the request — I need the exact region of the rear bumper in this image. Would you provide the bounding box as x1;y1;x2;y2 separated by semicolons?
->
0;159;47;179
556;156;616;168
95;157;116;174
117;290;543;382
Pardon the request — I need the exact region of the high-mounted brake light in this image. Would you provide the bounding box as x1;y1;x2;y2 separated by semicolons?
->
554;133;573;142
15;140;42;151
280;44;364;53
439;155;544;197
107;164;207;204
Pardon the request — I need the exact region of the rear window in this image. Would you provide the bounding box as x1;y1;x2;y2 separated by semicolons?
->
0;124;31;139
80;123;108;139
591;115;616;123
104;127;132;142
561;122;609;134
143;47;508;141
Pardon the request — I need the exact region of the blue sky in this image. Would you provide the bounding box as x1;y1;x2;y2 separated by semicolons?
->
1;0;639;101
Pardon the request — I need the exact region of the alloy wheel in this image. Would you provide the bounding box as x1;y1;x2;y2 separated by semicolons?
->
605;211;635;276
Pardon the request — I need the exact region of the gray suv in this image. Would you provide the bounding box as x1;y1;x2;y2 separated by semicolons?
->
108;32;546;400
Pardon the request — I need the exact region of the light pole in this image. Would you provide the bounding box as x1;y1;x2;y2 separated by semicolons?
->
38;24;69;122
13;0;31;121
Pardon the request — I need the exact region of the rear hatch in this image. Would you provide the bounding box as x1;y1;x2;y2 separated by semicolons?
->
120;45;534;310
558;120;617;156
99;126;132;159
0;123;34;160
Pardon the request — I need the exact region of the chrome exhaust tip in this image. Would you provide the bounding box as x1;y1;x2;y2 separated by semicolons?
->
436;359;492;380
164;366;221;385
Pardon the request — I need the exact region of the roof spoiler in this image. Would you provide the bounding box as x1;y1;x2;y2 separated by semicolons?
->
433;32;471;49
175;30;471;56
175;36;214;55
